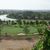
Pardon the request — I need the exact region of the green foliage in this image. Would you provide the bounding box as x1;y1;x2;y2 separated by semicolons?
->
37;27;42;34
30;21;34;26
11;21;15;25
33;40;43;50
23;25;29;34
23;20;26;25
0;24;3;37
17;19;22;26
7;11;50;20
0;19;2;25
36;20;39;25
48;21;50;25
43;28;50;50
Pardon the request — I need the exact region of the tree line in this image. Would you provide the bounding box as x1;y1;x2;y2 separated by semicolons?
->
7;11;50;20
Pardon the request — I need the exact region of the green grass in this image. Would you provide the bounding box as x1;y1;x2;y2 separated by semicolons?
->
1;26;23;36
1;25;38;36
28;26;38;34
0;22;47;36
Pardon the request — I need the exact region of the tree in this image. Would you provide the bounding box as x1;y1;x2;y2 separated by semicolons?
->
33;40;43;50
37;27;43;35
0;19;2;25
48;21;50;25
43;28;50;50
0;20;3;37
30;21;34;26
17;19;22;25
6;21;9;25
36;20;39;25
26;21;30;25
0;26;1;37
23;20;26;25
23;25;29;34
0;24;3;40
40;20;47;25
8;20;11;24
11;21;15;25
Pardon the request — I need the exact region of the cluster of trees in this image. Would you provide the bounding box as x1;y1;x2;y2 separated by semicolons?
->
0;19;48;35
7;11;50;20
0;10;50;20
43;28;50;50
0;19;16;25
32;28;50;50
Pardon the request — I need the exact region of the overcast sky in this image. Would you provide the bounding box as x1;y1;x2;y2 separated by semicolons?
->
0;0;50;10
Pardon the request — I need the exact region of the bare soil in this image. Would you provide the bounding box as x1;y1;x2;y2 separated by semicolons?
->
0;39;38;50
0;35;40;50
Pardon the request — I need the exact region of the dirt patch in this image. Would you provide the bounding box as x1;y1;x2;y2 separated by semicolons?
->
0;35;39;50
0;39;38;50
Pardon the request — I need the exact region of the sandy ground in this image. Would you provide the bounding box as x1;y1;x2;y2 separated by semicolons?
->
0;39;37;50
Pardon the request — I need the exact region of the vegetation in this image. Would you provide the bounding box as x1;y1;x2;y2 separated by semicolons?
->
32;40;43;50
43;28;50;50
6;11;50;20
0;18;49;50
23;25;29;34
0;10;50;50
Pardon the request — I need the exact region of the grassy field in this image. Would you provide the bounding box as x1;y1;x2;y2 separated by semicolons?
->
0;19;47;37
1;25;38;36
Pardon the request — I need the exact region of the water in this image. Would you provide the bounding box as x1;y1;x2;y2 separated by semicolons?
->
0;14;16;21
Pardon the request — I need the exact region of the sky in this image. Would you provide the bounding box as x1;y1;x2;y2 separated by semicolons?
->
0;0;50;10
